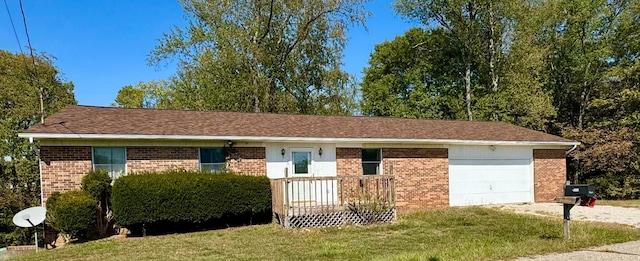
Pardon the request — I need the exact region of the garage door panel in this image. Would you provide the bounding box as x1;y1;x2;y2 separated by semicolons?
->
450;172;531;182
451;192;533;206
449;157;533;206
450;180;531;195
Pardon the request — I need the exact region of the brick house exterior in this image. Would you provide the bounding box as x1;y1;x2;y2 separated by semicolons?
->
26;106;578;211
533;149;567;203
40;145;567;211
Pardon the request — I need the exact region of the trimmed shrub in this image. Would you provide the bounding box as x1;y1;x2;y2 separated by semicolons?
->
81;170;112;203
81;169;114;238
44;191;62;239
50;190;97;240
111;170;271;230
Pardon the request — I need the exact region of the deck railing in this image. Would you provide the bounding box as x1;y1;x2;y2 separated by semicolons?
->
270;174;396;227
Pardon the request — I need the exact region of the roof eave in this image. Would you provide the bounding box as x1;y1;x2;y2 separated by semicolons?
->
18;133;580;146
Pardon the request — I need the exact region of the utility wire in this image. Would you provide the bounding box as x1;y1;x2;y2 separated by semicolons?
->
18;0;45;124
4;0;35;110
3;0;23;53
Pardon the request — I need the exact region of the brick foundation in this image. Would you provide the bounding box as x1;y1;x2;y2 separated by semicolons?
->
227;147;266;176
127;147;199;172
383;148;449;211
336;148;361;176
40;146;92;203
534;149;566;202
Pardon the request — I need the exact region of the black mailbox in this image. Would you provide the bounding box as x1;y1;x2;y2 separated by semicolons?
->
564;184;595;197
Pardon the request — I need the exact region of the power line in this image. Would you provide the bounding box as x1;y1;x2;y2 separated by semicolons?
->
3;0;23;53
18;0;45;124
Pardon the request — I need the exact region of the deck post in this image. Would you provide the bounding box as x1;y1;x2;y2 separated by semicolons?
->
284;167;290;227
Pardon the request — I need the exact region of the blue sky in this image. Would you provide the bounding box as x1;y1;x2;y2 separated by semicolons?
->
1;0;415;106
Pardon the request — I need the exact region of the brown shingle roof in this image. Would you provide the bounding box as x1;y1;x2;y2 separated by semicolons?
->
22;105;575;143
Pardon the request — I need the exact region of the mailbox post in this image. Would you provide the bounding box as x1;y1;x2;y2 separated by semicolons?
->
555;183;596;239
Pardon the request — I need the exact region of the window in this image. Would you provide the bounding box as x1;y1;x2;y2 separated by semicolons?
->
200;148;226;172
93;147;126;180
362;149;381;175
292;151;311;175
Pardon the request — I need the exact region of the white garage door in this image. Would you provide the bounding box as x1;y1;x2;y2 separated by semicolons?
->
448;146;533;206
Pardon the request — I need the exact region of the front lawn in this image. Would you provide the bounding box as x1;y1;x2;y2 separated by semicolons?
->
11;207;640;261
598;200;640;209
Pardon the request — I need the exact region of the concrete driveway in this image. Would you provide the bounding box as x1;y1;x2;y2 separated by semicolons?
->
494;203;640;260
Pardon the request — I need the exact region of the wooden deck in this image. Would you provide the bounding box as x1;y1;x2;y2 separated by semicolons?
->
271;175;396;227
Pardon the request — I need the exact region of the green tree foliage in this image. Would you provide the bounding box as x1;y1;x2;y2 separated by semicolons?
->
361;28;465;119
113;85;144;108
0;50;76;245
387;0;555;128
112;80;175;109
147;0;368;115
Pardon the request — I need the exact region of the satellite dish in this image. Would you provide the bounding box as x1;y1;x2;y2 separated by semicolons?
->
13;207;46;228
12;206;46;253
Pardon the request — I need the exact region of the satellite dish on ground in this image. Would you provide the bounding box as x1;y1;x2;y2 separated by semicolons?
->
13;206;46;252
13;207;46;228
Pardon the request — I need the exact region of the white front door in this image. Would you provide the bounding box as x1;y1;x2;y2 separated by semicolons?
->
289;148;315;202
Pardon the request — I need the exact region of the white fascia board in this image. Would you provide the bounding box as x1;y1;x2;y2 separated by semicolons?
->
18;133;581;147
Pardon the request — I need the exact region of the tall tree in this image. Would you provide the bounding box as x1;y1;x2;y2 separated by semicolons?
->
0;50;76;245
149;0;368;115
395;0;486;121
563;0;640;192
539;0;622;129
361;28;466;119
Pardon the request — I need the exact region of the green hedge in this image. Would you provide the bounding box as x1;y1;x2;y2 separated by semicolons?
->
46;190;97;239
111;170;271;229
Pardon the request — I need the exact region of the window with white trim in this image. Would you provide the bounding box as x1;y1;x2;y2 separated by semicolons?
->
362;149;381;175
93;147;126;180
200;148;226;172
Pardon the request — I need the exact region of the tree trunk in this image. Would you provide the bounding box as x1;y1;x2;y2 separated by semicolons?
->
577;85;589;129
465;62;473;121
488;1;498;121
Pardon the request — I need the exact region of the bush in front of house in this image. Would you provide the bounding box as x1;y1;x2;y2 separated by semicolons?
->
45;190;97;241
111;170;271;233
81;170;112;203
81;169;113;237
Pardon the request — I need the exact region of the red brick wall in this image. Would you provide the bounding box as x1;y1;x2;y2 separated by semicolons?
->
40;146;92;203
336;148;361;176
127;147;199;172
40;146;267;204
227;147;266;176
534;149;566;202
382;148;449;211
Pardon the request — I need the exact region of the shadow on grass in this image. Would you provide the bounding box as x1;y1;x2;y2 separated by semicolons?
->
125;210;273;237
539;233;562;240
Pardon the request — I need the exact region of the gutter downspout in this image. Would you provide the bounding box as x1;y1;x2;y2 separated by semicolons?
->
566;144;578;155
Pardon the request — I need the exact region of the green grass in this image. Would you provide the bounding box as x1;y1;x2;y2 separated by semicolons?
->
10;207;640;261
598;200;640;209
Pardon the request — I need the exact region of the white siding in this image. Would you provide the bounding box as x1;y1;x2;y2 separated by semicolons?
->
265;143;337;178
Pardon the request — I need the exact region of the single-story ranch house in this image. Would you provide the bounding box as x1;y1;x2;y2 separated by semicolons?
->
20;105;579;212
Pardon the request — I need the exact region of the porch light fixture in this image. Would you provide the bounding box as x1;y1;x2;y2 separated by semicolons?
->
281;148;286;157
319;148;323;156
